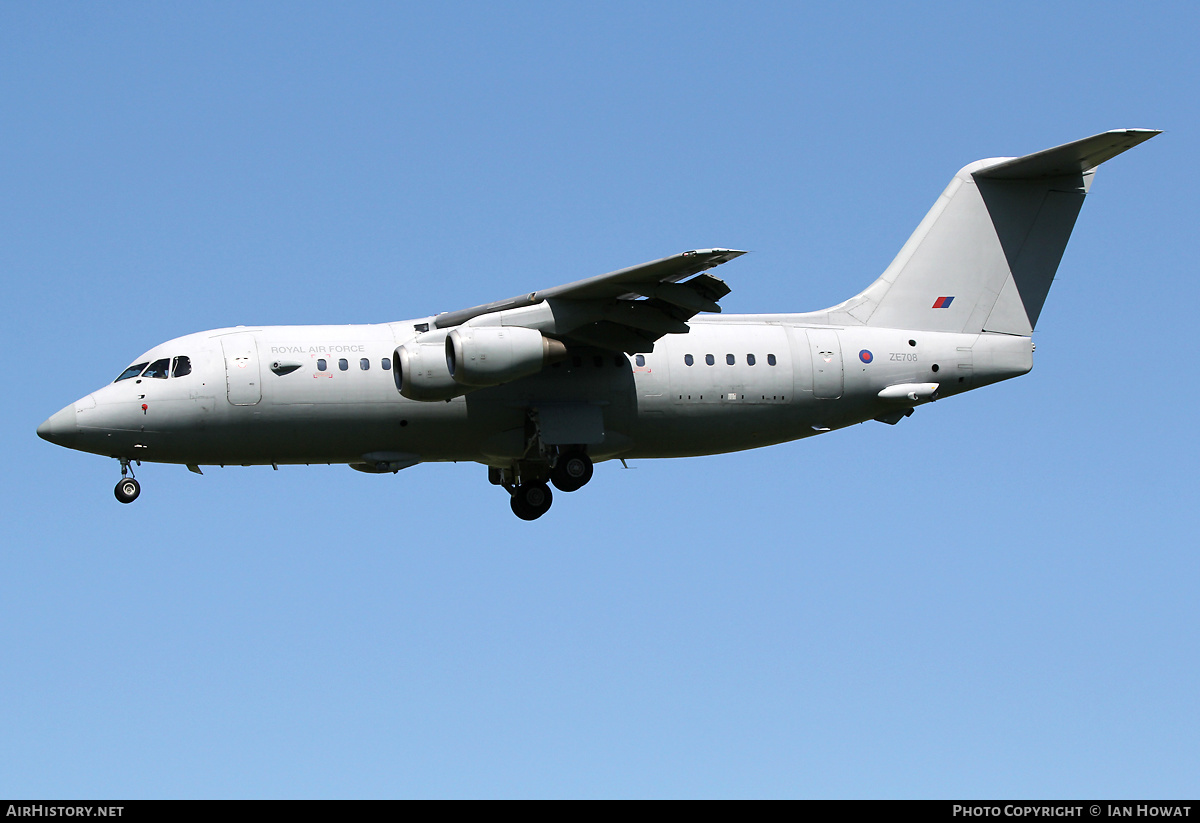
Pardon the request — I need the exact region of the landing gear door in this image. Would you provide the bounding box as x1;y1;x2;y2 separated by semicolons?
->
221;333;262;406
536;403;605;445
806;329;843;399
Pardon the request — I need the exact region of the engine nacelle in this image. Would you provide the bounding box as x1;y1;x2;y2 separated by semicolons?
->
446;326;567;387
394;334;467;401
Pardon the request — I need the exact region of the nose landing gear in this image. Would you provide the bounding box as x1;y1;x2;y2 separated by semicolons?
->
114;458;141;504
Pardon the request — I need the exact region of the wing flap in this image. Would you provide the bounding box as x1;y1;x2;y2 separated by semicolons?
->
432;249;745;353
599;300;692;336
434;249;745;330
629;273;731;313
543;248;744;301
564;321;658;353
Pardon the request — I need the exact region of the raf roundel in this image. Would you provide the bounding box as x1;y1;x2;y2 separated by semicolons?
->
859;350;873;364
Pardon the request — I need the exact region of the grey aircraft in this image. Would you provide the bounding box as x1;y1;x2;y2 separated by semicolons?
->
38;129;1158;519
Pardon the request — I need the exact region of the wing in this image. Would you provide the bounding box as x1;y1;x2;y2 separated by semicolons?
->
432;249;746;353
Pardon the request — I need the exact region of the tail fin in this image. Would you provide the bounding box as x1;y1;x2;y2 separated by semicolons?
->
833;129;1159;334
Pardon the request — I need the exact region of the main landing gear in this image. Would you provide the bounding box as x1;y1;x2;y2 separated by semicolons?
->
490;448;594;520
551;450;593;493
114;457;140;504
510;481;553;521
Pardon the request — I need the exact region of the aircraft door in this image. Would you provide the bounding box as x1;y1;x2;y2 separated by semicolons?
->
956;345;973;388
806;329;843;399
636;351;670;414
221;333;262;406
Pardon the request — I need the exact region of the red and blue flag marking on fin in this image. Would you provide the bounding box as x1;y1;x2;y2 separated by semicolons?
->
932;296;955;309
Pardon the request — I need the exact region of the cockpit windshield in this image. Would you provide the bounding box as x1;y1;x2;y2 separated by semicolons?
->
114;355;193;382
115;362;149;382
143;358;170;379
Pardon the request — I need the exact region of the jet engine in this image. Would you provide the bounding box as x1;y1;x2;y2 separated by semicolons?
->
393;334;466;401
445;326;567;387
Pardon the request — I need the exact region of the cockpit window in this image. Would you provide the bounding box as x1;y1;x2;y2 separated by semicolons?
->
115;362;149;382
143;358;170;379
172;356;192;378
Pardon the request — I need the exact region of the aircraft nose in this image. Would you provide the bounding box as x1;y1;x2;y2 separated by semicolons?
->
37;403;79;448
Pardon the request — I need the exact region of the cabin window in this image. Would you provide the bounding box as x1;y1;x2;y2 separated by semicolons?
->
339;358;348;371
171;356;192;378
593;355;603;368
317;359;327;371
382;357;391;371
143;358;170;379
726;354;735;365
115;362;148;382
747;354;756;366
572;356;582;368
767;354;777;366
684;354;694;366
705;354;715;366
360;358;370;371
635;355;646;367
614;355;623;368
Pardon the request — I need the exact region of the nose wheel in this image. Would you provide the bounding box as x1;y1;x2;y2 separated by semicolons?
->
115;477;141;503
114;458;141;504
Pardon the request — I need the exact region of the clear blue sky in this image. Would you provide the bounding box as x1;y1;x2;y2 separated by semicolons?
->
3;1;1197;798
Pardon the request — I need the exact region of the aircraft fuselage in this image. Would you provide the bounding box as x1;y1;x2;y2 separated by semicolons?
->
41;316;1032;468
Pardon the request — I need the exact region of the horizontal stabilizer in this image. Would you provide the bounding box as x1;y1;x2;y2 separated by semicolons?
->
975;129;1160;180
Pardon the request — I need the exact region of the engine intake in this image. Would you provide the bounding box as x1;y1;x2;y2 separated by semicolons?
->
394;333;466;401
